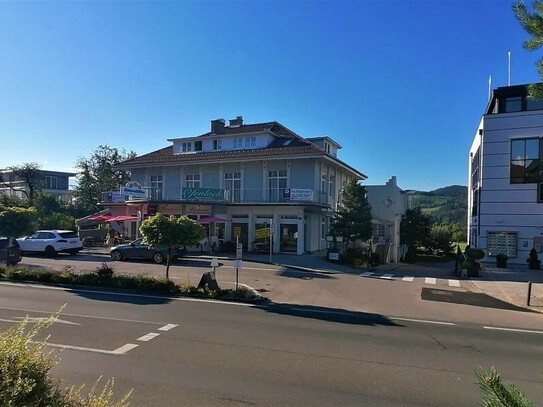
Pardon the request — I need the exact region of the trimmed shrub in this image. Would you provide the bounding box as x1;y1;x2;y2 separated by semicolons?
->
466;248;485;260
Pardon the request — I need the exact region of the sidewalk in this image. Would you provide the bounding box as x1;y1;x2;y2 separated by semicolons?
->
81;247;543;312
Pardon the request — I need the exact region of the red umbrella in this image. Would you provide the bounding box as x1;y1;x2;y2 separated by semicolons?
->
87;215;113;222
109;215;138;222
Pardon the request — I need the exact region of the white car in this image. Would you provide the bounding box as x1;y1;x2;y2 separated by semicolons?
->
17;230;83;256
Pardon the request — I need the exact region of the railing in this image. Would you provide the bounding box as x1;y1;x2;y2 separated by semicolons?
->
102;188;330;205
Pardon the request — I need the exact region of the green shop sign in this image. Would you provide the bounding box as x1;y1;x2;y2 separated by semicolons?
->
182;188;225;201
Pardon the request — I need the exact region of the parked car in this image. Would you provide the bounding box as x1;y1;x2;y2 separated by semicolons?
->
17;230;83;256
110;239;187;264
0;237;22;266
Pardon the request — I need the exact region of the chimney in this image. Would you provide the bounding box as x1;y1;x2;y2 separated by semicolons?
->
211;118;226;134
228;116;244;127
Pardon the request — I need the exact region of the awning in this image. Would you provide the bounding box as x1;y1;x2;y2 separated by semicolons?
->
109;215;138;222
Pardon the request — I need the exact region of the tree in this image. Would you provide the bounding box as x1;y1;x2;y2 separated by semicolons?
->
140;214;204;279
332;179;372;247
1;163;43;204
477;367;534;407
73;145;136;213
400;207;433;253
0;206;36;237
428;224;453;254
514;1;543;99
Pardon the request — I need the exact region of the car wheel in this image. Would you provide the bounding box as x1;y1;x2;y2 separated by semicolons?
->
153;252;164;264
68;249;80;255
45;246;57;257
111;250;123;261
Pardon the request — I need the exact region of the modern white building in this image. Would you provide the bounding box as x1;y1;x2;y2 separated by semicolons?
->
366;176;408;263
100;117;367;255
468;84;543;264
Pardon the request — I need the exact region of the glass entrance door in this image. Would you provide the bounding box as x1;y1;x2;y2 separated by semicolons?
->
232;223;249;250
280;223;298;253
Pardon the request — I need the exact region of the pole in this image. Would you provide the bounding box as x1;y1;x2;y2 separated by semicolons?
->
269;218;273;263
527;281;533;306
508;51;511;86
235;267;239;290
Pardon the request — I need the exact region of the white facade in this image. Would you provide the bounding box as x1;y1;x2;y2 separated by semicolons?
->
366;176;408;263
468;84;543;264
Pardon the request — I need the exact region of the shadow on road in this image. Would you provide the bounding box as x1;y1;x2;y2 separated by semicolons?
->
277;269;336;280
258;303;401;327
70;287;173;305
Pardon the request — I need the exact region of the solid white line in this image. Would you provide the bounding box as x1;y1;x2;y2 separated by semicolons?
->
137;332;160;342
483;326;543;335
380;273;393;280
0;282;254;307
425;277;437;285
402;276;414;282
158;323;178;331
0;318;17;323
360;272;374;277
37;341;139;355
448;279;461;287
391;317;456;326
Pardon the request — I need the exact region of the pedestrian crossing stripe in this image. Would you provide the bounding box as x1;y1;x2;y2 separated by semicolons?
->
402;276;414;282
358;274;461;287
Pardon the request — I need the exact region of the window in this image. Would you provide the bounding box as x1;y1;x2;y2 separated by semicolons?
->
321;172;327;192
233;138;243;149
268;170;287;202
510;138;542;184
45;176;58;190
185;174;200;188
182;142;192;152
321;217;326;239
245;136;256;148
471;148;480;187
504;97;522;112
150;175;163;200
329;175;335;197
213;139;222;150
225;172;241;202
194;141;202;151
471;189;478;216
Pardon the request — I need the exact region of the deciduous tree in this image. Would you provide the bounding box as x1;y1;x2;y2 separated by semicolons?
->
140;214;204;279
73;145;136;213
1;163;43;204
400;207;433;253
0;206;36;237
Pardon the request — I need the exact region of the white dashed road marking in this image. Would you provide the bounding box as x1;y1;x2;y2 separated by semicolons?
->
483;326;543;335
391;317;456;326
158;323;178;331
402;276;414;282
137;332;160;342
37;342;139;355
448;279;461;287
425;277;437;285
360;272;374;277
380;274;394;280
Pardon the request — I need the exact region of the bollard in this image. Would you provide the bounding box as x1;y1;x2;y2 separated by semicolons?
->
527;281;533;306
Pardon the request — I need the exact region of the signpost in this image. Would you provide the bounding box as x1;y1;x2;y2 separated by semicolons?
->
234;259;242;290
269;218;273;263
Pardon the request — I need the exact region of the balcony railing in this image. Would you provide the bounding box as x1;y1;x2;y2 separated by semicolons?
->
102;187;329;205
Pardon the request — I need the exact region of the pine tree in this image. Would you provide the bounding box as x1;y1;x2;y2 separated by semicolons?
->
332;179;372;247
476;367;534;407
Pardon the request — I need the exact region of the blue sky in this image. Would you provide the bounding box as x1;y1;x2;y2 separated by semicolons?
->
0;0;539;191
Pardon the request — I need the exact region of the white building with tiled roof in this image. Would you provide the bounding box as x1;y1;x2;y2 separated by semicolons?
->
100;116;367;255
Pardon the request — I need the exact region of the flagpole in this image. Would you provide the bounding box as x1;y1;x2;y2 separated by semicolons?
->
508;51;511;86
488;75;492;102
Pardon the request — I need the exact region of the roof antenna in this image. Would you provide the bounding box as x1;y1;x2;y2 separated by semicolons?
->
488;74;492;102
508;51;511;86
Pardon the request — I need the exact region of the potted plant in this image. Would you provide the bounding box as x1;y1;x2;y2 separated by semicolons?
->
527;248;541;270
464;248;485;277
496;253;508;268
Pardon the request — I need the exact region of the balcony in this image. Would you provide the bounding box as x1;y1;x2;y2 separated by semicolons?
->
102;187;329;205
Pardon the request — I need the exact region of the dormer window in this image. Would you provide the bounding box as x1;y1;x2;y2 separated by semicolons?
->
245;136;256;148
233;137;243;149
213;139;222;150
182;142;192;152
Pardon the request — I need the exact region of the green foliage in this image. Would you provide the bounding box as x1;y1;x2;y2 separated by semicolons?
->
476;367;534;407
2;162;43;204
428;224;453;253
514;1;543;100
400;207;432;251
332;180;372;244
38;212;76;230
496;254;508;268
408;185;467;225
466;248;485;260
0;206;37;237
0;312;131;407
140;213;204;279
527;248;541;270
95;263;115;279
73;145;136;213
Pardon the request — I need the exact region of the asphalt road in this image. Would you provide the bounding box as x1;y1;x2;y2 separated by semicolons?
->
0;283;542;406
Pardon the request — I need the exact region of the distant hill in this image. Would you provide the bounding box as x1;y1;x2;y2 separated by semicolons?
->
408;185;467;225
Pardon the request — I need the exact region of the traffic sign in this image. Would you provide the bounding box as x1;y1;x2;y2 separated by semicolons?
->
210;258;219;268
234;259;242;269
236;243;243;259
